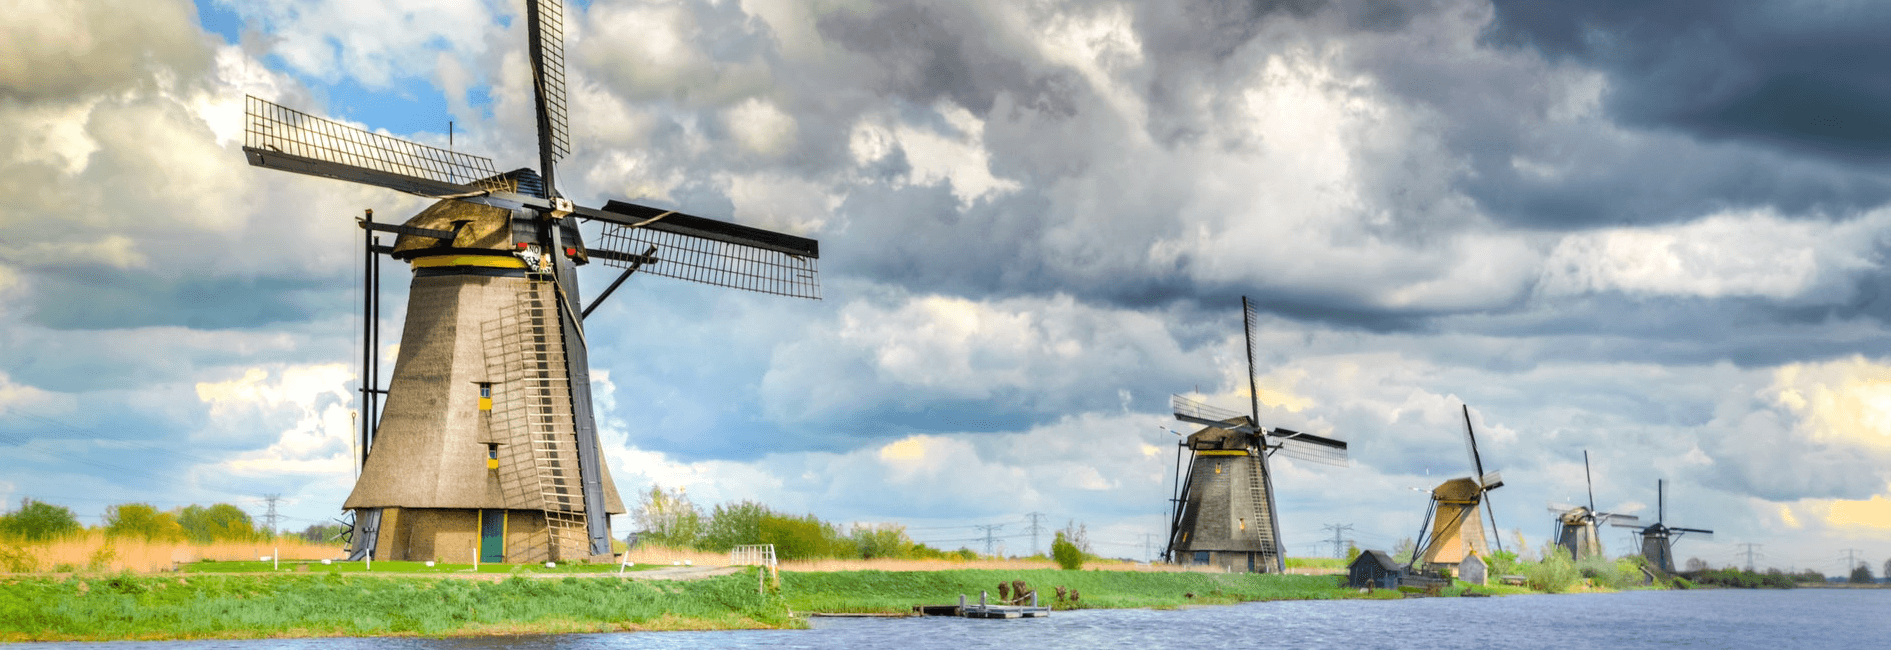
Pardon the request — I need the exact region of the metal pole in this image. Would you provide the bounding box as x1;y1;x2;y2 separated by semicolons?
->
359;210;373;472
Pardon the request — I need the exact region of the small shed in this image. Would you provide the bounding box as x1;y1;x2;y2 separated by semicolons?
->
1348;550;1402;589
1458;553;1488;586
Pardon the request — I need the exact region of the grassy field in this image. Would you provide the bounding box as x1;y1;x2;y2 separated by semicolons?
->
0;570;792;642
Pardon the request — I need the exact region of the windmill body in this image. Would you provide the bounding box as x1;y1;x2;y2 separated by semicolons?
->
1167;418;1282;572
1548;451;1637;561
1612;480;1712;573
1162;298;1350;573
1409;405;1503;572
240;1;821;563
341;197;630;562
1417;477;1491;568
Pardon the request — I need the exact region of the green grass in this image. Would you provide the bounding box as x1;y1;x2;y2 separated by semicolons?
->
0;570;791;642
780;569;1356;613
183;559;667;575
1284;557;1347;570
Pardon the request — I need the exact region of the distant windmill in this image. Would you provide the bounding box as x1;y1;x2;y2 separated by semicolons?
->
1613;479;1713;573
241;0;820;563
1162;297;1350;573
1547;450;1638;560
1409;404;1504;571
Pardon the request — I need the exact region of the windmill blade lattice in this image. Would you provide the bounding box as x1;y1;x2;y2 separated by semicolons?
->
244;96;510;196
1170;394;1254;432
527;0;571;164
596;220;820;299
1274;437;1349;467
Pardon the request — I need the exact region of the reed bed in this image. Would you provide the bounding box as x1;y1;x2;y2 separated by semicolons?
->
0;531;345;574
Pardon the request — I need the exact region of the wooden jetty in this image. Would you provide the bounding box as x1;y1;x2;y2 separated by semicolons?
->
914;592;1051;619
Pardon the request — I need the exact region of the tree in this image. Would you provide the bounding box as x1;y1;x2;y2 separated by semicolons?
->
0;499;82;541
104;503;183;541
1391;537;1416;564
851;523;913;559
1849;562;1874;584
1883;558;1890;584
697;500;769;552
1685;557;1709;572
177;504;259;543
1058;520;1092;554
300;523;346;544
758;512;847;560
633;484;702;548
1344;543;1361;563
1051;531;1084;570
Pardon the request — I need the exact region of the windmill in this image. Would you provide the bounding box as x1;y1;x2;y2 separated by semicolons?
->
1612;479;1712;573
241;0;820;563
1546;450;1638;561
1408;405;1504;571
1162;297;1349;573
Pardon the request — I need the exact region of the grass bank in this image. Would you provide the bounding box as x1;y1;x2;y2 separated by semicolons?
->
781;568;1366;612
0;570;791;642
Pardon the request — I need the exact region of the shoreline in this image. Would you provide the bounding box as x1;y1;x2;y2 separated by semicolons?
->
8;565;1827;642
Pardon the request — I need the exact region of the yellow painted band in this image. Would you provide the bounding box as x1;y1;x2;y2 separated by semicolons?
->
412;255;527;269
1196;450;1250;456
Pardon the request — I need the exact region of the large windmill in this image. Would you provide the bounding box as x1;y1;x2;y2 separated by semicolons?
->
1409;405;1504;571
1162;297;1349;573
1612;480;1712;573
242;0;820;563
1547;450;1638;560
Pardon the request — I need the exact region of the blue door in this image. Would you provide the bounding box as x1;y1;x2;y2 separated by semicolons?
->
479;510;505;563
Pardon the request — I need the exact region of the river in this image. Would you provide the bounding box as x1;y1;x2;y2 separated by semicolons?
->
40;588;1889;649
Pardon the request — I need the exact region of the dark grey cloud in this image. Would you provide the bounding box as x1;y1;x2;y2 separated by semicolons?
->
1484;0;1891;164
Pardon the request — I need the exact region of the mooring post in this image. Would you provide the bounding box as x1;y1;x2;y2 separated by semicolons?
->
980;591;987;607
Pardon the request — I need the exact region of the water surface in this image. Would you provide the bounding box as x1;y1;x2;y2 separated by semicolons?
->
46;588;1888;649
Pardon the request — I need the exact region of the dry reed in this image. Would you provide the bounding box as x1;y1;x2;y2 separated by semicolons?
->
0;530;346;574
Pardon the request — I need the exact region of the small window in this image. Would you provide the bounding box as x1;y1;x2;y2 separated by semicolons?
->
1193;551;1210;565
485;443;499;469
478;383;493;411
1239;518;1246;531
1215;462;1222;474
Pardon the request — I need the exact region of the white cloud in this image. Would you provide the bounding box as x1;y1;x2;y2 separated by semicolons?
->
1539;209;1888;300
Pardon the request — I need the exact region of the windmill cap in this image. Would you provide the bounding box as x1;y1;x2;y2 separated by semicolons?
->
389;195;588;265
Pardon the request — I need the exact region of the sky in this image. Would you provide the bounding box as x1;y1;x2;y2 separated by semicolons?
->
1;0;1887;574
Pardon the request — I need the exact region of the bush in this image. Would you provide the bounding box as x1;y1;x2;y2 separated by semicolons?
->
1051;532;1083;570
0;499;82;541
103;503;183;541
1524;550;1580;593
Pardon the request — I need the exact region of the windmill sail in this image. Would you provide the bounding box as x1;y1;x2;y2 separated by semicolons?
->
243;96;510;197
526;0;570;166
595;201;821;298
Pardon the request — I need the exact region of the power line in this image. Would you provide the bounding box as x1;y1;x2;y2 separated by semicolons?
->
262;494;282;537
1736;543;1762;571
1841;548;1866;573
1322;523;1354;559
975;524;1004;556
1025;512;1046;556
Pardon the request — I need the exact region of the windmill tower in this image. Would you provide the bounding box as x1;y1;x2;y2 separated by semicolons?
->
241;0;820;563
1547;450;1638;560
1162;298;1349;573
1612;480;1713;573
1410;405;1504;571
